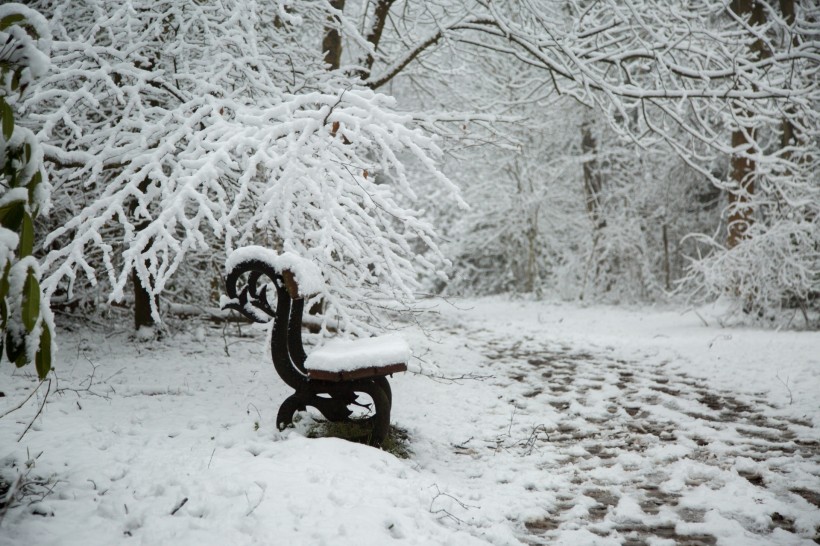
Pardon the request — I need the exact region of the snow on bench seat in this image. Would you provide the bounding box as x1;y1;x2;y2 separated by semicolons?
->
305;333;409;382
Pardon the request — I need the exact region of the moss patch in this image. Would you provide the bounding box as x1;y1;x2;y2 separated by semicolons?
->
306;420;412;459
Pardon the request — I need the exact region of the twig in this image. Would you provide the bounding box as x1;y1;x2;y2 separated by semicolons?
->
170;497;188;515
693;309;709;327
428;485;478;524
409;370;494;384
17;379;52;442
412;292;475;312
222;319;231;357
207;448;216;469
246;403;262;421
103;367;126;383
453;436;473;450
519;424;550;455
245;483;265;516
707;334;732;349
53;355;111;400
54;382;110;400
775;373;793;405
0;380;47;420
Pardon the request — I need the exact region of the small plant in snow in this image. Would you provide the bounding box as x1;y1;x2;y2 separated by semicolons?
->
0;450;54;525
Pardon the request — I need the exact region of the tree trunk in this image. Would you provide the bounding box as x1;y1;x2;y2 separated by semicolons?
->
132;268;156;331
579;115;605;300
322;0;346;70
129;178;157;331
727;126;755;248
662;223;671;291
726;0;766;249
778;0;799;155
525;215;538;294
580;118;604;230
358;0;395;80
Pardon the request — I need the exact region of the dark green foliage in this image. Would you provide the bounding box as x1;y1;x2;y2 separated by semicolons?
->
0;8;52;379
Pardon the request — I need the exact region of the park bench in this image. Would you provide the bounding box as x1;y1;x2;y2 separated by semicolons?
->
222;247;408;446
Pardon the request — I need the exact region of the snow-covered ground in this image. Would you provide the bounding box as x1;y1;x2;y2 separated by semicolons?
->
1;298;818;545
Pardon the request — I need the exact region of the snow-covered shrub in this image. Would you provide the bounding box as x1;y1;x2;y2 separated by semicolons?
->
0;4;54;378
683;215;820;324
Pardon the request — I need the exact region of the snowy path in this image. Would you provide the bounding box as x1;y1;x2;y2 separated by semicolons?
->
433;328;819;545
1;300;819;545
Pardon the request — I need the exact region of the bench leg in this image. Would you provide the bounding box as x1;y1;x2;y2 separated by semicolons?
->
373;376;392;407
276;394;307;431
276;381;392;447
355;380;391;447
276;391;356;430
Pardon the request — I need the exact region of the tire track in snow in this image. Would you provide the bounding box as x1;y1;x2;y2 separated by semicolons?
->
470;336;820;545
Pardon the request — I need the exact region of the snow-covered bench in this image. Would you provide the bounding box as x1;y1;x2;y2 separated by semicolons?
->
222;247;407;446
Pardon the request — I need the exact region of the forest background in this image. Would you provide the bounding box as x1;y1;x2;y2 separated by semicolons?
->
1;0;818;379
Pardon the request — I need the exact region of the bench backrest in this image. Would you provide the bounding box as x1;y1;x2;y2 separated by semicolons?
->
223;259;313;389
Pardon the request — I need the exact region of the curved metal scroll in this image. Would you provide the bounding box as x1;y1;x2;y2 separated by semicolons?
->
223;258;306;389
223;259;281;323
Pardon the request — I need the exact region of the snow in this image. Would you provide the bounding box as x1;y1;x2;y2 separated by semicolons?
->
0;228;20;263
0;4;51;83
1;298;819;545
305;334;410;373
0;188;29;210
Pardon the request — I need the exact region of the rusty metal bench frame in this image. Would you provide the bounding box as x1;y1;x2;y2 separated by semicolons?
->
223;258;405;446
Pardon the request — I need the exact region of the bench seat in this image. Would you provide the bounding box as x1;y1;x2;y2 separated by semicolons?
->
305;333;409;382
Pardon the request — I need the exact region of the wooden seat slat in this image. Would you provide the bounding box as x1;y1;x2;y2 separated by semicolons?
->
307;362;408;382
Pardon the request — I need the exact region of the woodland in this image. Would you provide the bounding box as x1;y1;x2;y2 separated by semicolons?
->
1;2;819;544
0;0;818;379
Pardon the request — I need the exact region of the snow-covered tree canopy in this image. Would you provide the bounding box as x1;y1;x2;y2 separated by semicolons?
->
19;0;465;333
